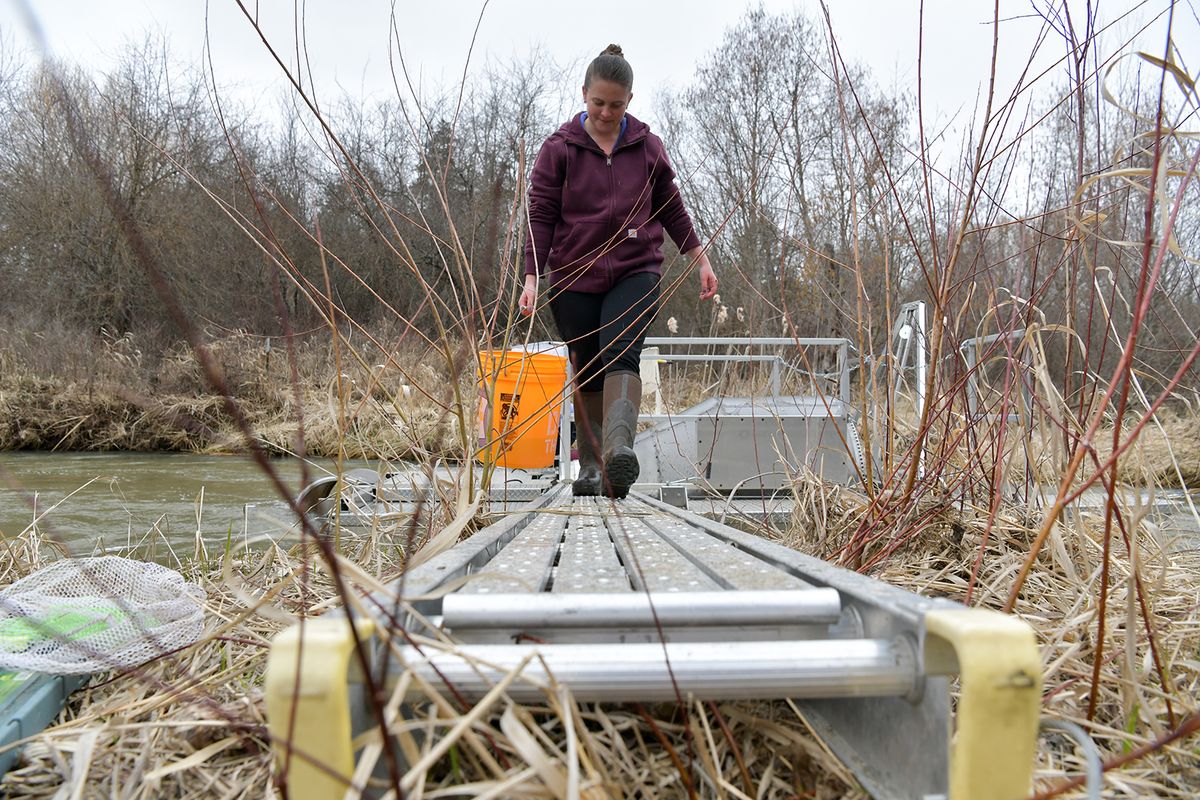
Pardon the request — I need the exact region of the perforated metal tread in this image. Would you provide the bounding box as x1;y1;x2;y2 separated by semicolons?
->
457;494;820;596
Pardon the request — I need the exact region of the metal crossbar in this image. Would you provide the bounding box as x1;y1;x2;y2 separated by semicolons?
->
644;336;853;404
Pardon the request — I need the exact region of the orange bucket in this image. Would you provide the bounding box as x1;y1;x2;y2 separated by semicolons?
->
476;349;568;468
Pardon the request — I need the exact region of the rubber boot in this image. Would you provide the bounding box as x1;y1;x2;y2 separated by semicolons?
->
602;372;642;499
572;391;604;496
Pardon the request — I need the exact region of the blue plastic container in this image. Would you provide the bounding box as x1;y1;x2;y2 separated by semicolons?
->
0;670;88;774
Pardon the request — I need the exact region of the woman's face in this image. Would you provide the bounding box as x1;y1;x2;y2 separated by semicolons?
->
582;79;632;137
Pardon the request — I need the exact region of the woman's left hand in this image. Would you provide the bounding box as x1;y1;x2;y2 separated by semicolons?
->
699;262;718;301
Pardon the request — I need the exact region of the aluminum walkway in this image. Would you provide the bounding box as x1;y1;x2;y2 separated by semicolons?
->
265;486;1041;800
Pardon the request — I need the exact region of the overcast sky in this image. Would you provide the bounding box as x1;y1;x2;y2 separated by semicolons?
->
1;0;1194;134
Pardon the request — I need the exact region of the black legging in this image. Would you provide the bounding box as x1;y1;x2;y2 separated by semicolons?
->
550;271;659;393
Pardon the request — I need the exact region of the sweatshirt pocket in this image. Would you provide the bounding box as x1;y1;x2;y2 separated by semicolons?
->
560;221;616;272
611;192;655;264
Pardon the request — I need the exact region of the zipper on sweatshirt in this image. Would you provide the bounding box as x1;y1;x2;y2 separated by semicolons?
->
606;146;617;281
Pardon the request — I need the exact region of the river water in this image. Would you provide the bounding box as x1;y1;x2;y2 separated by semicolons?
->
0;451;369;553
2;452;1197;556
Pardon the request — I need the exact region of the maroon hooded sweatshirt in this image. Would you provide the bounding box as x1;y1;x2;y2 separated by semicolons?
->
524;113;703;294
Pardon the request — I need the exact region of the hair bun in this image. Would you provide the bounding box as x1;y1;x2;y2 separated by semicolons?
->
584;44;633;89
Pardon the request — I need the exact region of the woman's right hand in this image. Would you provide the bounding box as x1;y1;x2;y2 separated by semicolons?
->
518;275;538;316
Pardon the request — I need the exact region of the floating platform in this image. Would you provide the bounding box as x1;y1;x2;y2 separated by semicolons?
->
635;395;869;492
301;389;872;531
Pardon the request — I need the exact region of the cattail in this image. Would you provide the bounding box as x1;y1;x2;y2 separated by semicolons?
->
736;307;745;323
716;305;728;325
713;293;721;305
667;316;678;334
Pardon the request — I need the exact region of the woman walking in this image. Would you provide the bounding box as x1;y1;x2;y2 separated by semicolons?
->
519;44;718;498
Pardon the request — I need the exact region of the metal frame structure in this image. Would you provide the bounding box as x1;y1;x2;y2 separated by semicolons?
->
559;336;859;485
892;301;928;420
643;336;854;405
634;395;869;492
266;487;1041;800
960;330;1034;422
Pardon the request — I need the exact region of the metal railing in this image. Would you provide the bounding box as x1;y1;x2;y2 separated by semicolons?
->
960;330;1033;422
643;337;853;405
892;301;928;419
558;336;855;480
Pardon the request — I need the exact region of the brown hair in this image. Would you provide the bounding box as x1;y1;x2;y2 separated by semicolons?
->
584;44;633;91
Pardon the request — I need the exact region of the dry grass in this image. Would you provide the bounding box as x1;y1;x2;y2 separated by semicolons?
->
1;461;1196;797
3;342;1200;797
779;466;1200;797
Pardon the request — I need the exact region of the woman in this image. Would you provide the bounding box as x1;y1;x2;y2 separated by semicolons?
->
519;44;718;498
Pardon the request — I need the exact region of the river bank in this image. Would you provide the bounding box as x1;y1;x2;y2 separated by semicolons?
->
0;333;463;460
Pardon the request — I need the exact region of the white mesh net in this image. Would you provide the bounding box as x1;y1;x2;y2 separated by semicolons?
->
0;557;207;674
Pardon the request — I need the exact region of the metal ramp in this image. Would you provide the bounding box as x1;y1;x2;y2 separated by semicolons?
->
265;487;1041;799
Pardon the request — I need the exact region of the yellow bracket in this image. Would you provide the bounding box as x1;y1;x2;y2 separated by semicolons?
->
262;609;1038;799
925;608;1041;800
264;617;376;799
